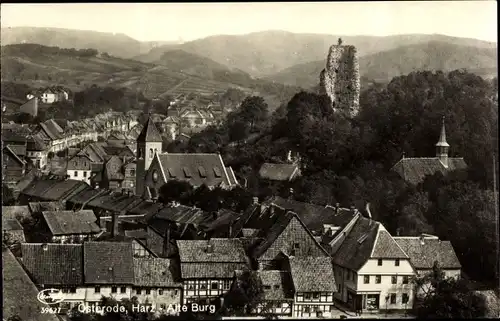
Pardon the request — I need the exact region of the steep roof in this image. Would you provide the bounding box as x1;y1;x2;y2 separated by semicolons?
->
2;217;24;231
259;163;300;181
394;237;462;269
21;178;91;201
137;117;163;142
42;210;100;236
6;144;27;157
21;243;83;285
83;242;134;284
289;256;337;292
3;246;60;321
263;196;357;232
332;217;408;271
177;239;248;279
391;157;467;185
133;258;182;287
67;155;92;171
3;145;26;165
258;270;294;301
28;201;64;214
155;153;233;188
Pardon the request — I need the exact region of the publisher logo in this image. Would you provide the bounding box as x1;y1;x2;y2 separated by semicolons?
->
37;289;65;305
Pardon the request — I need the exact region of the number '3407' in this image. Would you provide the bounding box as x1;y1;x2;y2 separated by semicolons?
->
41;306;61;314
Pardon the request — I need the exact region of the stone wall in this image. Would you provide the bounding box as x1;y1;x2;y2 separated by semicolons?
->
319;44;361;117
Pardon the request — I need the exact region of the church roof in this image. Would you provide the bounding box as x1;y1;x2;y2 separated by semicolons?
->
137;117;163;143
391;157;467;185
436;117;449;147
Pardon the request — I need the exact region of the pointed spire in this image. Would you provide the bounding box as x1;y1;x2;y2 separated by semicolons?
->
435;116;449;147
137;116;162;143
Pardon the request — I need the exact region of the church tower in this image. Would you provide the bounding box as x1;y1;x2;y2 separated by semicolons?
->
435;116;450;168
135;116;163;197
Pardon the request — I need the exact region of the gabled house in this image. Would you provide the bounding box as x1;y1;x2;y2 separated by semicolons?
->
42;210;101;243
331;216;416;312
90;156;136;193
177;238;249;305
288;256;337;318
248;211;331;270
144;153;238;199
3;246;60;321
133;258;183;313
391;118;467;185
27;87;69;103
67;155;93;185
2;145;26;186
26;135;49;169
251;270;295;316
394;235;462;279
18;177;92;205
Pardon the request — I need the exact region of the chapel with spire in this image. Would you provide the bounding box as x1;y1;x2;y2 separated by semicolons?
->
391;117;467;185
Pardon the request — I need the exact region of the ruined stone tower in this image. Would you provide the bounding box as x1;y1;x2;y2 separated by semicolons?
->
319;39;361;117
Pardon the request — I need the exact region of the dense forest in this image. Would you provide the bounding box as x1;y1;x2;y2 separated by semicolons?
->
167;69;498;288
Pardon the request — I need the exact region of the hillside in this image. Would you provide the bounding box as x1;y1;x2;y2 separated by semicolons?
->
0;44;256;99
135;30;498;77
265;41;498;88
0;44;300;109
0;27;177;58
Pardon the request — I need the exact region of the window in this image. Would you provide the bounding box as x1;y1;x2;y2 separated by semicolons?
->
395;259;400;266
213;167;222;178
149;148;153;158
403;276;409;284
364;275;370;284
377;259;383;266
390;293;396;304
130;169;135;176
83;171;87;177
274;285;280;290
376;275;381;284
304;293;311;300
304;306;310;313
223;280;231;290
120;287;126;293
136;288;142;295
312;292;319;299
200;281;207;290
402;293;409;304
183;167;192;178
211;282;218;290
391;276;397;284
111;286;117;293
74;171;78;177
145;288;151;295
198;166;207;178
94;286;100;293
158;289;164;295
294;243;300;249
70;287;77;293
264;285;271;290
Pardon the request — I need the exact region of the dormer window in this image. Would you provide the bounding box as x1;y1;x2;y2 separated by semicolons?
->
213;167;222;178
183;167;192;178
149;149;153;158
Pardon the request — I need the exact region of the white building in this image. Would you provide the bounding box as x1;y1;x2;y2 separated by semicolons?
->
67;155;92;185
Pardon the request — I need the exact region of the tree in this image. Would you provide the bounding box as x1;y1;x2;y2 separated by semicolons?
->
414;262;487;318
222;270;265;316
2;185;16;205
158;180;194;204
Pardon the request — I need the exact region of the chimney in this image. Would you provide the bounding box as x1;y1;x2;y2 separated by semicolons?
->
286;150;292;163
365;203;373;219
206;242;214;254
163;224;171;257
253;197;259;205
420;234;425;245
42;243;48;251
396;228;401;236
111;212;120;238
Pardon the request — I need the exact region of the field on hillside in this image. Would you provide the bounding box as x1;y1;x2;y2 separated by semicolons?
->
1;48;258;100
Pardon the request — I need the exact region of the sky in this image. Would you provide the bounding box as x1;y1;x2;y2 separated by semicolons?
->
1;1;497;43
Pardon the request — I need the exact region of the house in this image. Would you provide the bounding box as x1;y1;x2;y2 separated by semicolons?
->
26;135;49;169
144;153;238;199
133;258;183;314
90;156;136;193
180;108;214;128
2;217;26;243
21;243;84;313
34;119;67;153
18;177;92;205
177;238;249;305
251;270;294;316
288;256;337;318
394;234;462;280
331;216;416;312
3;246;60;321
2;145;26;186
247;211;332;270
19;97;39;117
83;242;135;307
391;118;467;185
42;210;102;243
259;163;301;182
67;155;93;185
28;202;65;215
161;116;181;141
27;87;69;103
